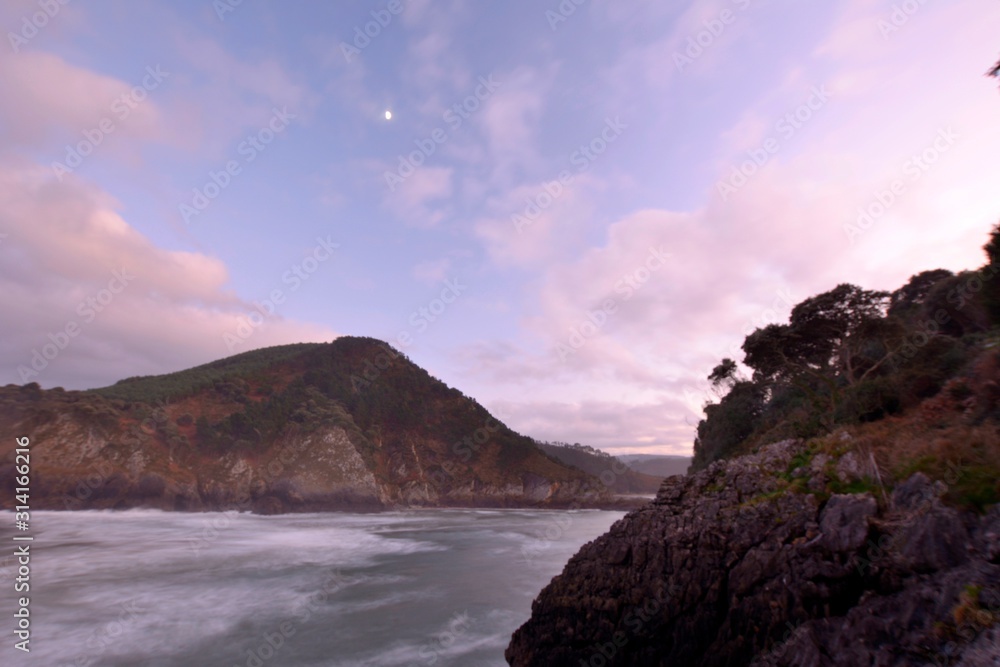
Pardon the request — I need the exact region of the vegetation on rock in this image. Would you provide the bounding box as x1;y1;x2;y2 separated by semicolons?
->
692;225;1000;514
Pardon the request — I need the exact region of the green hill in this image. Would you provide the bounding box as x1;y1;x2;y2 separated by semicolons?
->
0;337;620;513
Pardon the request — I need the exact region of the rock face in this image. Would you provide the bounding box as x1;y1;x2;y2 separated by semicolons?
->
506;440;1000;666
0;338;620;512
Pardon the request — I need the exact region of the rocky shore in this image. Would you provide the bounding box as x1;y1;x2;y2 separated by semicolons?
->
507;439;1000;666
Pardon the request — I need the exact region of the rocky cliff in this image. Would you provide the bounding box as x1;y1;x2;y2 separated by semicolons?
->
506;438;1000;666
0;337;621;513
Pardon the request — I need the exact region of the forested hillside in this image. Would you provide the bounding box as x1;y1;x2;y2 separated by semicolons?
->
692;224;1000;509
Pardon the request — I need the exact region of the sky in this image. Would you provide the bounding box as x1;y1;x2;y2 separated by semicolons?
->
1;0;998;456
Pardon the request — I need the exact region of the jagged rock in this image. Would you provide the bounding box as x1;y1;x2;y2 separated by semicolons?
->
751;561;1000;667
892;472;943;512
982;507;1000;564
506;440;1000;666
834;451;864;484
819;493;876;552
955;627;1000;667
895;503;971;573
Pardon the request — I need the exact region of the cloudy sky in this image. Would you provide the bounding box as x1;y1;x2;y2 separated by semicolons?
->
1;0;998;455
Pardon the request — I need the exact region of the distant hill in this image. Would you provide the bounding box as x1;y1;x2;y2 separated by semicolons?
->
0;337;627;513
618;454;691;478
536;442;663;494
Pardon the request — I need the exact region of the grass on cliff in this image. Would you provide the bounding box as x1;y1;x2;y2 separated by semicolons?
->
728;404;1000;513
691;227;1000;513
848;418;1000;512
88;343;321;403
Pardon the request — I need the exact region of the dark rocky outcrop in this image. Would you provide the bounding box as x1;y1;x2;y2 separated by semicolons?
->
506;439;1000;666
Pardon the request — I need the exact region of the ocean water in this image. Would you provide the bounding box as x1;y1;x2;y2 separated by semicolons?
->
0;508;624;666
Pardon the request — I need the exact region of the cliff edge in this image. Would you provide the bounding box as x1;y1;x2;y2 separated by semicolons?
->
507;438;1000;666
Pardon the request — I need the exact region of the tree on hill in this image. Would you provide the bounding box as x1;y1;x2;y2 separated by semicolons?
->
691;225;1000;471
888;269;954;321
738;284;905;430
708;358;740;395
692;379;765;470
742;285;893;382
980;222;1000;325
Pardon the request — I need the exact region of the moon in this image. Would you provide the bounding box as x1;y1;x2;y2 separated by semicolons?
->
384;110;392;120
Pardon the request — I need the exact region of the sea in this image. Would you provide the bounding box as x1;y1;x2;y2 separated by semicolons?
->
0;508;624;666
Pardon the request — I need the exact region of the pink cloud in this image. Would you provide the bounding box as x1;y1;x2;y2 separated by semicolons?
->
0;162;337;389
473;172;601;266
488;397;696;456
0;51;167;153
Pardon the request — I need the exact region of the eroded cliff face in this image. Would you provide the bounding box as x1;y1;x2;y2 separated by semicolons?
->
0;341;615;513
506;439;1000;666
1;400;385;512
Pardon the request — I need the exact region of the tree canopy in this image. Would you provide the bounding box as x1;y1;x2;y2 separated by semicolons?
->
692;226;1000;471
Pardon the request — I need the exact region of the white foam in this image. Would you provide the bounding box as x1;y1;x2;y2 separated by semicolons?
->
11;508;623;666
